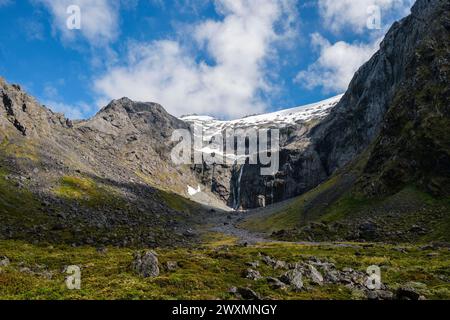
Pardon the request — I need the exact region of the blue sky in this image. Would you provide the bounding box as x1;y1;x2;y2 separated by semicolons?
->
0;0;414;119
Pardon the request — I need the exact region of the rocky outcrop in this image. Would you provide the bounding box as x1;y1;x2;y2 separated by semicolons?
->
280;269;303;291
0;78;71;139
234;138;330;209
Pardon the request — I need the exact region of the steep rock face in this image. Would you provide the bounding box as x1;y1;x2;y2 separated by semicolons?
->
234;124;331;209
182;96;341;209
358;0;450;197
311;0;448;175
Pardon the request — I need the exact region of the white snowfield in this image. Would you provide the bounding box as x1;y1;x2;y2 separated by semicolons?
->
180;94;343;133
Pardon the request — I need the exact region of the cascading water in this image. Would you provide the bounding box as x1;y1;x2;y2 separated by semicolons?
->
211;163;216;192
232;163;245;210
271;174;276;205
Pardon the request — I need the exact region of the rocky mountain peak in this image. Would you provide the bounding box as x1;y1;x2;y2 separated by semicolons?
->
81;97;188;141
101;97;164;114
0;77;72;138
98;97;175;119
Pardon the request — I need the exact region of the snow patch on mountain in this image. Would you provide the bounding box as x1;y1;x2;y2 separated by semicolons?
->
180;95;343;166
187;185;202;196
181;94;343;135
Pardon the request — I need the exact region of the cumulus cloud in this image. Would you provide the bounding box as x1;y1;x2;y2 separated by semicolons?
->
295;33;380;93
94;0;297;119
36;0;120;46
317;0;414;33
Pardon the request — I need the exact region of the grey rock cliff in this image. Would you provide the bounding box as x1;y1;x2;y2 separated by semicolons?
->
311;0;448;175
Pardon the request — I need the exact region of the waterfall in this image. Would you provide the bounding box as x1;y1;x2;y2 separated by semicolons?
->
271;174;275;205
233;163;245;210
211;163;216;192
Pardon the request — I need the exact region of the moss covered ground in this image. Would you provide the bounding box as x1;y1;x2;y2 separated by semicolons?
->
0;234;449;300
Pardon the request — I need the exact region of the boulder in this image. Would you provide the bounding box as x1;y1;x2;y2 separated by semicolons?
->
266;277;287;290
132;251;160;278
244;269;262;281
396;286;421;300
308;264;324;285
246;261;260;268
280;270;304;291
377;290;395;300
165;261;178;272
0;256;10;267
366;290;394;300
236;287;260;300
261;255;287;269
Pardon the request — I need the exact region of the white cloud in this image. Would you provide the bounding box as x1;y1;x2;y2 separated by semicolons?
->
317;0;414;33
296;0;415;93
94;0;297;119
36;0;119;46
40;82;93;120
44;100;93;120
295;33;380;93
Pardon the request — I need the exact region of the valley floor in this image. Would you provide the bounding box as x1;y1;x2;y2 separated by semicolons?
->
0;232;449;300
